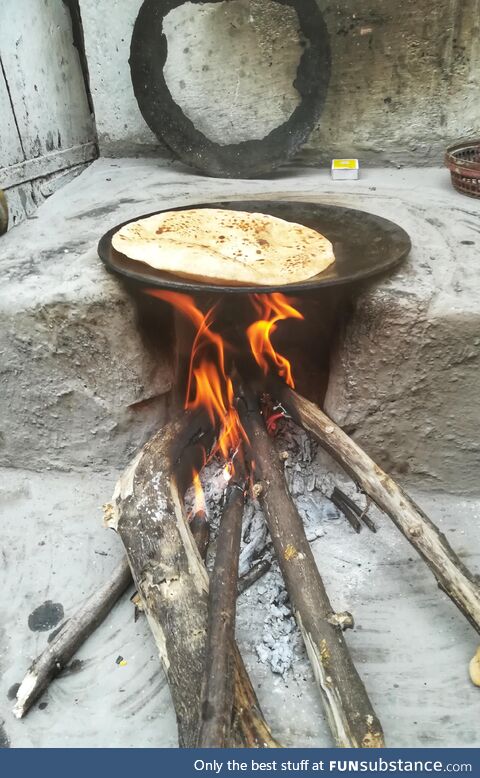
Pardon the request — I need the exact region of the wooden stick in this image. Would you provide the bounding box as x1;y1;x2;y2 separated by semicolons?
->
13;557;131;719
107;416;209;747
109;414;280;748
231;645;281;748
239;393;384;748
238;559;272;595
330;488;362;533
198;468;246;747
332;487;377;534
281;387;480;635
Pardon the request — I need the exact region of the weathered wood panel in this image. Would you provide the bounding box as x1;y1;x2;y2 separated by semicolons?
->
1;142;97;189
0;62;24;169
0;0;95;160
0;0;97;229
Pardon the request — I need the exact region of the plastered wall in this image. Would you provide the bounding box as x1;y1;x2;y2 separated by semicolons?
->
79;0;480;165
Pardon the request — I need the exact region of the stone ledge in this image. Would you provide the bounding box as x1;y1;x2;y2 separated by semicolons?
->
0;288;171;470
1;159;479;483
323;182;480;493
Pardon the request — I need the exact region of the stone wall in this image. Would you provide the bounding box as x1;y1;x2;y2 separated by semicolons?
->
79;0;480;165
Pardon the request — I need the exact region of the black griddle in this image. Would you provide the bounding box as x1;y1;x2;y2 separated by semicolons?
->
98;200;411;295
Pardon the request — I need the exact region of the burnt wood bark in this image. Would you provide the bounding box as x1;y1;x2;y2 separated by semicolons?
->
239;394;384;748
331;487;377;534
107;415;209;747
238;559;272;595
13;557;132;719
330;488;362;534
108;414;279;748
281;387;480;635
198;470;246;747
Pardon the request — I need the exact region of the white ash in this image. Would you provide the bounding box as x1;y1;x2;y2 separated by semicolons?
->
238;499;269;576
253;565;299;677
184;419;368;677
184;459;271;574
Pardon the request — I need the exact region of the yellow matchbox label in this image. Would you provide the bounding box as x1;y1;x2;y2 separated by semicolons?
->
332;159;358;169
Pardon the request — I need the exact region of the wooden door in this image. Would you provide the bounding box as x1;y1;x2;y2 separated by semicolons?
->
0;0;97;228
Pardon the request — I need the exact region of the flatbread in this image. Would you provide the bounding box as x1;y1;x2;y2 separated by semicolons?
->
112;208;335;286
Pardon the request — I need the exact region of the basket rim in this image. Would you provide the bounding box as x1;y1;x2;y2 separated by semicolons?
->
445;138;480;174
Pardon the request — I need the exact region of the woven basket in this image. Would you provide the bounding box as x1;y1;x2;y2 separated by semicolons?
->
445;139;480;198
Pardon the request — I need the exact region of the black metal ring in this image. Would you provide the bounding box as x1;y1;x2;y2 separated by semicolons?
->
129;0;331;178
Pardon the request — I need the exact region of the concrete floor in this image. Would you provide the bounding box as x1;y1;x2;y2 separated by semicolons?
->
0;160;479;747
0;466;478;748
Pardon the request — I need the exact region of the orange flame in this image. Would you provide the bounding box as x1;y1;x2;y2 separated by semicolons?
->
146;289;247;472
246;293;303;388
191;469;206;514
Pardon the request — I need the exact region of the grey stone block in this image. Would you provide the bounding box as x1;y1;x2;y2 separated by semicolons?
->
325;219;480;493
0;289;171;470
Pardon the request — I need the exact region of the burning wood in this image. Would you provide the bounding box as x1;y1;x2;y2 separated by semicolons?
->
238;388;384;749
106;413;278;748
14;286;480;750
119;286;480;745
199;461;247;747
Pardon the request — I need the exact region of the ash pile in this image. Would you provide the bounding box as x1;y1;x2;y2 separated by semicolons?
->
186;418;365;678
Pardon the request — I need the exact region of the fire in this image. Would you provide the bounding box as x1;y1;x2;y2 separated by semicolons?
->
191;469;206;515
246;293;303;388
146;289;247;472
145;289;303;482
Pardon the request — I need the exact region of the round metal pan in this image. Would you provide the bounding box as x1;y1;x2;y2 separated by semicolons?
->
97;200;411;294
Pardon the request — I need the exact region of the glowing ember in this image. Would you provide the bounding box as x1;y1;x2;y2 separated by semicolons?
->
247;293;303;388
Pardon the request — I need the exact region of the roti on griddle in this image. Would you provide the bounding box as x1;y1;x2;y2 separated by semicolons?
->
111;208;335;286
